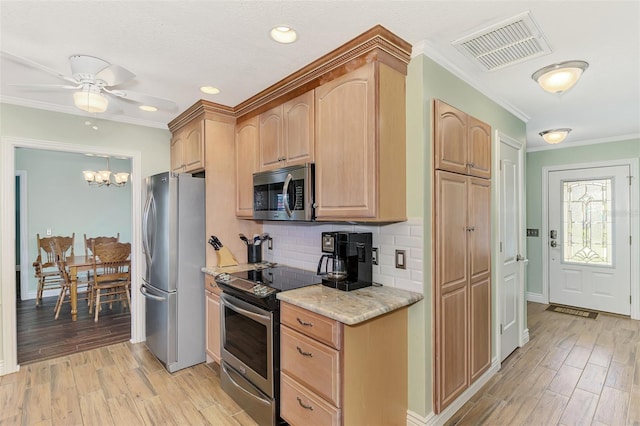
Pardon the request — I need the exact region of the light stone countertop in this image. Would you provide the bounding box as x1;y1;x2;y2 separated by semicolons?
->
276;284;423;325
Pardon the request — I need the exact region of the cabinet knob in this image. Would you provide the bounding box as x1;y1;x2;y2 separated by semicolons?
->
466;226;475;232
466;162;475;168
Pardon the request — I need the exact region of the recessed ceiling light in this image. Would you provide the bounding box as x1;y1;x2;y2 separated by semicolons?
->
139;105;158;112
270;26;297;44
200;86;220;95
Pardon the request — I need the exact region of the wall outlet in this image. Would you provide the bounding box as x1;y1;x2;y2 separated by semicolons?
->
395;249;406;269
46;228;52;236
372;247;378;265
267;237;273;250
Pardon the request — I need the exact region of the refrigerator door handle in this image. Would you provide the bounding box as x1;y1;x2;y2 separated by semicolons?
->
140;283;166;301
142;192;156;268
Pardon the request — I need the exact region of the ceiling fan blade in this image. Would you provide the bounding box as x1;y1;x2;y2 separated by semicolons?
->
104;88;177;111
95;64;135;87
1;51;77;84
9;83;81;90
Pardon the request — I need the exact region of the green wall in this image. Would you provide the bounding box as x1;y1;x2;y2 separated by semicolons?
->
15;148;132;299
0;102;171;368
525;139;640;295
405;54;526;418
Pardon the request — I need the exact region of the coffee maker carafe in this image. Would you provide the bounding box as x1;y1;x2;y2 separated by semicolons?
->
317;231;373;291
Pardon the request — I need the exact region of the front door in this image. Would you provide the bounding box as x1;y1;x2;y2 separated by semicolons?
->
548;165;631;315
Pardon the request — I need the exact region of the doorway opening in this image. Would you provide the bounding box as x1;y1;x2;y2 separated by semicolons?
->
1;137;144;375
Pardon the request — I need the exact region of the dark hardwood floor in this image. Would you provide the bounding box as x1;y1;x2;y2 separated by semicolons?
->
16;283;131;365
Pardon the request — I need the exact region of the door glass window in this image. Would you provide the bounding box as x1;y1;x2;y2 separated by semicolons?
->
562;178;612;265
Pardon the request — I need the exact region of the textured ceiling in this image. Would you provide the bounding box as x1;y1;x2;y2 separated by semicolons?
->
1;1;638;151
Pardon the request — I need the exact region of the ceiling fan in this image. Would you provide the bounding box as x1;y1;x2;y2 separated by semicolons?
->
2;52;177;113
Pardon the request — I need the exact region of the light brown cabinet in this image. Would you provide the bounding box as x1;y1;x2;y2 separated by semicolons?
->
205;277;221;364
171;118;205;173
434;99;491;179
235;116;259;218
314;62;406;222
259;91;314;171
280;302;408;426
433;98;491;413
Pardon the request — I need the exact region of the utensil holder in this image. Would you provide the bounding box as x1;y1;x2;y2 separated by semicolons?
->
248;245;262;264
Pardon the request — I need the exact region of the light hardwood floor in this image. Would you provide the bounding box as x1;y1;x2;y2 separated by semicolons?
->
2;302;638;425
0;342;258;425
449;302;640;426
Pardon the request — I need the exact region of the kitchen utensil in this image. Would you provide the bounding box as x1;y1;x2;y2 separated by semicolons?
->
239;233;250;245
208;236;220;250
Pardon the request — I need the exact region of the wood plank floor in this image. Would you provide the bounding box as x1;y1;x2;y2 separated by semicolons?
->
17;294;131;365
448;302;640;426
0;342;258;426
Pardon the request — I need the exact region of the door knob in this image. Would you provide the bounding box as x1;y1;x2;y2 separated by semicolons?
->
550;240;557;248
516;254;525;261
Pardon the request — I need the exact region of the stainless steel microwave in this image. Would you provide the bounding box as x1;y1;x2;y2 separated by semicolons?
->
253;163;314;221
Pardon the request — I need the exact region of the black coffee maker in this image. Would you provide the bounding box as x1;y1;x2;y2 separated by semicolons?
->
317;231;372;291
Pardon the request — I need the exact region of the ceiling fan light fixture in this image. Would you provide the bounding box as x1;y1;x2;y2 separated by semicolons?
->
270;26;297;44
539;128;571;144
532;60;589;94
73;87;108;113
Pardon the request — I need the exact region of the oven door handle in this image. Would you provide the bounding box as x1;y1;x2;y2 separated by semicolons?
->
282;172;293;218
220;293;271;324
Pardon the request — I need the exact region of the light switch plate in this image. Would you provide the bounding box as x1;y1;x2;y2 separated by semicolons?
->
526;228;539;237
395;249;406;269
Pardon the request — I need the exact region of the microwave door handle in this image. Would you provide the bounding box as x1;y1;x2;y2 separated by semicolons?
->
282;173;293;218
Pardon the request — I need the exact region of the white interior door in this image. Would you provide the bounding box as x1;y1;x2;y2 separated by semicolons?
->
499;138;524;361
548;165;631;315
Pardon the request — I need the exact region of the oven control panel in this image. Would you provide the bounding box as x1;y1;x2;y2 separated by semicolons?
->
215;274;277;298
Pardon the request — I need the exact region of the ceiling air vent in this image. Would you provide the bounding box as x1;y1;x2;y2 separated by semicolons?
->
452;11;552;71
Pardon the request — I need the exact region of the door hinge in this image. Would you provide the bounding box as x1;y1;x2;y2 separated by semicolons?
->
630;236;632;245
500;242;503;252
629;175;633;186
499;160;503;171
630;295;632;304
500;324;503;334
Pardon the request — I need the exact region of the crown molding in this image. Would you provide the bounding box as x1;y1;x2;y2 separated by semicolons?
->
413;39;530;123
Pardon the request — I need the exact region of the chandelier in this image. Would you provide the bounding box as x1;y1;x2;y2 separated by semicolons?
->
82;157;129;187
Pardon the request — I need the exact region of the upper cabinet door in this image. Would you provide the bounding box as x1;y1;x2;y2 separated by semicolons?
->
183;119;205;173
434;100;468;175
170;132;184;173
467;117;491;179
283;91;314;167
259;105;284;171
434;99;492;179
235;117;259;217
315;63;377;219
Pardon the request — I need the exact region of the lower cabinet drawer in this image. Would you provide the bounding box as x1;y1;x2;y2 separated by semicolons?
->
281;325;341;406
281;373;341;426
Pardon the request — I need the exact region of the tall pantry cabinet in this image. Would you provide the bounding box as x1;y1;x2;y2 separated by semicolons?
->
433;99;492;413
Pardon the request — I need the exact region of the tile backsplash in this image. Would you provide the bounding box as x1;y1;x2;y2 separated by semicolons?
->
262;218;424;294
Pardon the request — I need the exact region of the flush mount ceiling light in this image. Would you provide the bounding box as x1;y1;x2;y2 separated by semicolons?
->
73;85;109;113
200;86;220;95
270;26;297;44
532;60;589;94
539;128;572;144
139;105;158;112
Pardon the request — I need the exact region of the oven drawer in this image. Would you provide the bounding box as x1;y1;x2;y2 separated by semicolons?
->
281;372;341;426
281;325;341;406
281;302;342;349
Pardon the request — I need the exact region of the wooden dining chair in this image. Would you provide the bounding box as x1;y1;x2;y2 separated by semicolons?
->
83;233;120;302
90;241;131;322
33;233;75;306
49;240;74;319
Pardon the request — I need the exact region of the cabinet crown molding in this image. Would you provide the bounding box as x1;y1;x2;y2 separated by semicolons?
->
169;25;411;128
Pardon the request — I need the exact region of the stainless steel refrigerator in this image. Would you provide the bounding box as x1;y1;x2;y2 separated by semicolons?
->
141;172;205;373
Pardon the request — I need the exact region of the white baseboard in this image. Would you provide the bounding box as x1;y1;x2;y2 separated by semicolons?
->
521;328;530;346
526;292;545;304
406;357;500;426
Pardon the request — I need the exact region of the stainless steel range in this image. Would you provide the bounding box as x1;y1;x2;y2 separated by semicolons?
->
215;265;321;426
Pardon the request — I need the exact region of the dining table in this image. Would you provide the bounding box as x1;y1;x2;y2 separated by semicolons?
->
65;255;98;321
